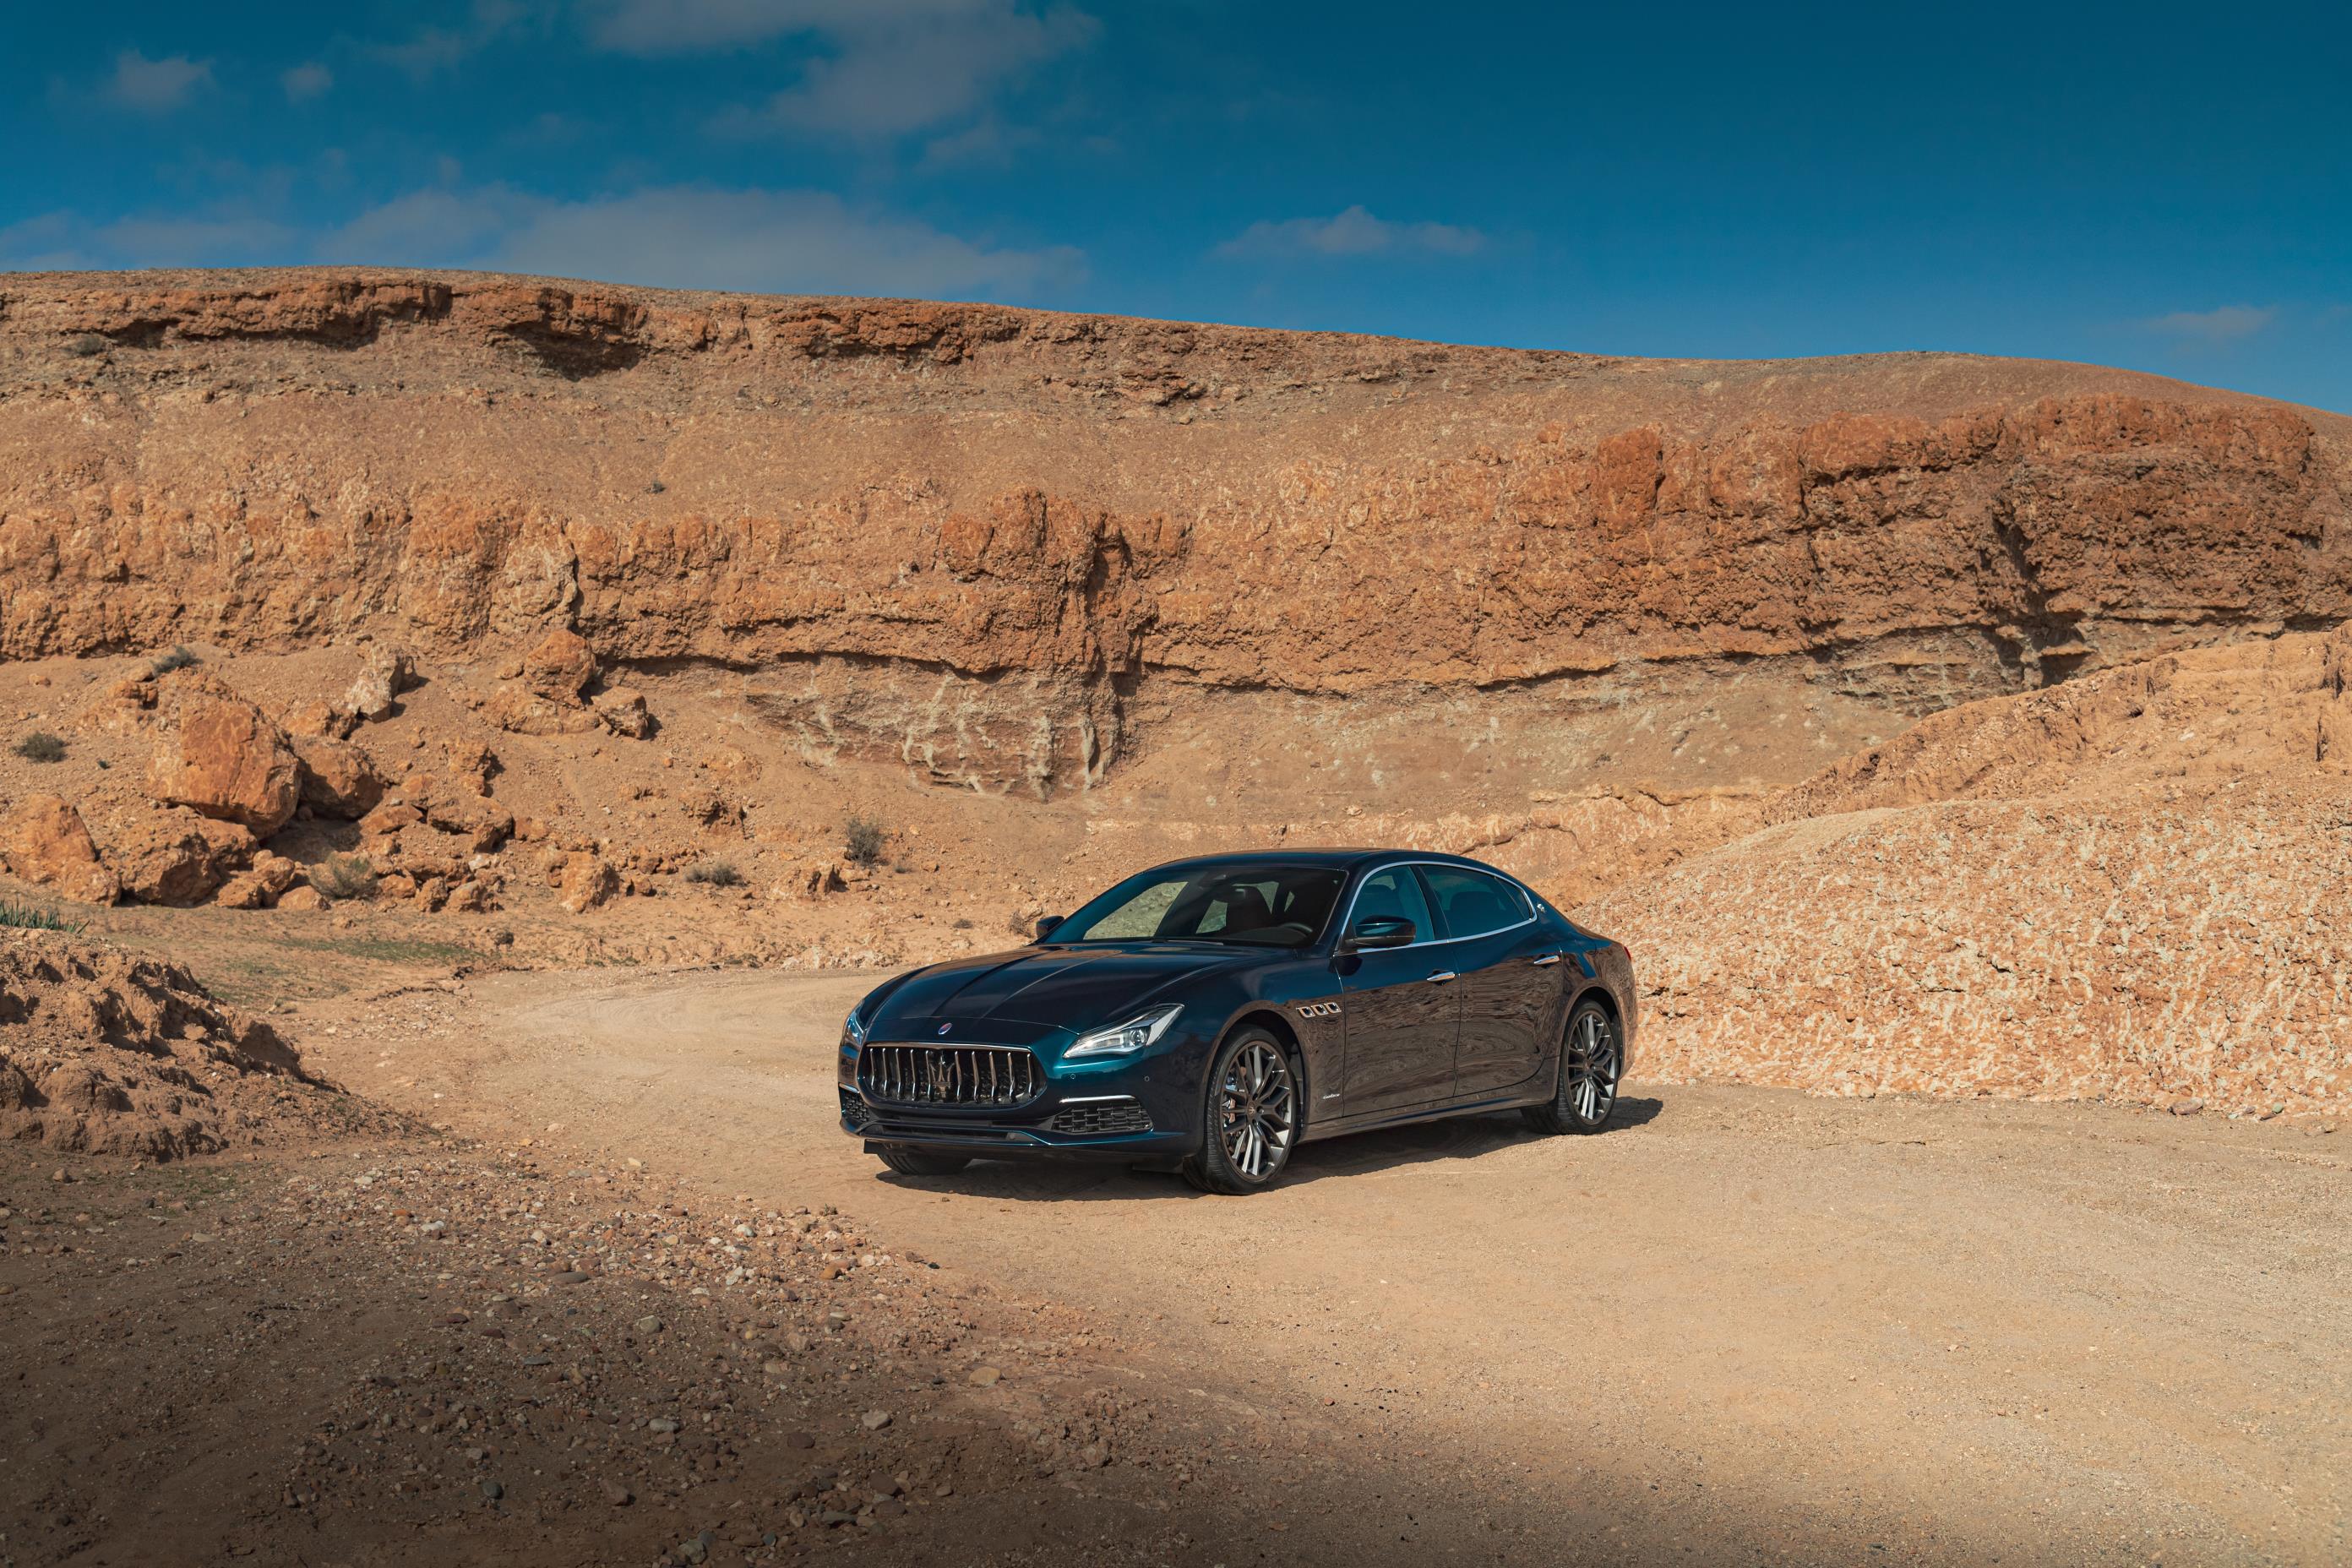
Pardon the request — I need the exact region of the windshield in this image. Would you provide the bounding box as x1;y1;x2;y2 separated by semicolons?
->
1053;863;1347;949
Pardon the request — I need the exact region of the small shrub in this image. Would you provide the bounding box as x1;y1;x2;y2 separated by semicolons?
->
0;901;76;932
684;858;743;888
843;814;885;867
310;854;378;901
148;645;200;677
63;334;107;358
14;732;66;764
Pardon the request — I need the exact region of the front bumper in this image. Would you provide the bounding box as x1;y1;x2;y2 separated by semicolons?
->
837;1033;1208;1161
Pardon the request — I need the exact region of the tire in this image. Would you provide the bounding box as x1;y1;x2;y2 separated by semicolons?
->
1523;999;1622;1135
874;1145;972;1178
1181;1028;1301;1195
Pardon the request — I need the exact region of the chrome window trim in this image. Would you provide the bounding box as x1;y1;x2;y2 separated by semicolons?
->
1331;859;1538;953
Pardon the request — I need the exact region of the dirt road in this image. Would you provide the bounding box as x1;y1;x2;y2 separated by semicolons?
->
306;966;2350;1565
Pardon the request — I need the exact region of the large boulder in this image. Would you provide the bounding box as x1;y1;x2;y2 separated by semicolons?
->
101;810;256;906
145;672;301;836
559;852;619;913
0;796;120;906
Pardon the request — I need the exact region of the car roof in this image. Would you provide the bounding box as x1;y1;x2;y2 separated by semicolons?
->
1140;847;1520;879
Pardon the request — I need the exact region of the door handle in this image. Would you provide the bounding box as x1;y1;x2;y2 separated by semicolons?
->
1530;954;1561;966
1426;971;1458;983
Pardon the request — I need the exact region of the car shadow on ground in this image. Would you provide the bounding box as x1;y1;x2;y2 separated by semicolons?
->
874;1095;1665;1201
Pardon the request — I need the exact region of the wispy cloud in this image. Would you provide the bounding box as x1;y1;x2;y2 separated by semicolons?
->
2142;304;2276;347
105;50;214;112
0;209;295;270
1213;205;1487;262
281;62;334;102
322;183;1086;300
661;1;1096;139
373;0;545;78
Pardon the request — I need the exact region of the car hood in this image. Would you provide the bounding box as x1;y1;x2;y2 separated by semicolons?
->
868;944;1257;1034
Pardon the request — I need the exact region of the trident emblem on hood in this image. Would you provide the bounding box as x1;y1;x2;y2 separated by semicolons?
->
936;1022;952;1037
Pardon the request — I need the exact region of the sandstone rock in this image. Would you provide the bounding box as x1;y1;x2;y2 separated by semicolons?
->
293;736;388;819
358;801;422;840
0;797;120;906
592;684;653;738
415;876;451;913
559;854;619;914
478;683;601;737
524;629;597;701
770;862;846;901
101;810;256;906
342;645;414;721
274;885;328;912
448;879;493;913
215;852;303;911
373;871;418;902
280;700;357;741
145;672;301;835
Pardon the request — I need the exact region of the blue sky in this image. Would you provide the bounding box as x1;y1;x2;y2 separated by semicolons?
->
6;2;2348;412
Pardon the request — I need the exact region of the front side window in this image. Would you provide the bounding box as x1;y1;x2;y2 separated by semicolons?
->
1418;865;1533;940
1348;864;1436;942
1055;863;1346;949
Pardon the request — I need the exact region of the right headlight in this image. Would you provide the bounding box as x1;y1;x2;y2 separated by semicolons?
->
1064;1004;1183;1060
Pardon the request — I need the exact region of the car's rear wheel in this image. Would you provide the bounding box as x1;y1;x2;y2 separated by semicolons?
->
1182;1028;1299;1194
1524;999;1621;1135
874;1145;972;1178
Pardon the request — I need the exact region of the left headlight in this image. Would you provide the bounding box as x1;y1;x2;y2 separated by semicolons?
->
1064;1003;1183;1060
842;1005;869;1049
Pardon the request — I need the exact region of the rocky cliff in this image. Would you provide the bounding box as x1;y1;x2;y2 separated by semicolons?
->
2;270;2348;795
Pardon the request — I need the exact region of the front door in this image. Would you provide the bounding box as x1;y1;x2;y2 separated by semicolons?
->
1337;865;1459;1115
1417;864;1557;1097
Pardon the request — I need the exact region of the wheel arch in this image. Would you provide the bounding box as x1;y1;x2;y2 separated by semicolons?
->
1227;1007;1307;1088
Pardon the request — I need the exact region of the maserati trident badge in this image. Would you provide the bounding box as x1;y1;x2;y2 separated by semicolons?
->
936;1022;952;1037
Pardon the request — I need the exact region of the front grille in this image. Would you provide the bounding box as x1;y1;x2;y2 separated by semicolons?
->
838;1087;873;1130
857;1044;1043;1108
1046;1099;1153;1136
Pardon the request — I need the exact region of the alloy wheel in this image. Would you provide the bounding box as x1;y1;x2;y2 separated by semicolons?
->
1217;1039;1297;1181
1563;1010;1620;1123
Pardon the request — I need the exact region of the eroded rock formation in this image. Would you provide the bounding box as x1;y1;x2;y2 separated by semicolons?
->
2;270;2345;795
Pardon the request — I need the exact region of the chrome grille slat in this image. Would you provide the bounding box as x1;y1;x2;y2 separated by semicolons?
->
857;1043;1044;1109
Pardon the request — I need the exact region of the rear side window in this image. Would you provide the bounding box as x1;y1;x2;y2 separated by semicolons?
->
1418;866;1533;940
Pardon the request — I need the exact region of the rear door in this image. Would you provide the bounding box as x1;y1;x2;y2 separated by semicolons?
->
1416;865;1554;1097
1337;864;1460;1115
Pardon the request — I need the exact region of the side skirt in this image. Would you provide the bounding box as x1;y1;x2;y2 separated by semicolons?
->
1300;1086;1554;1144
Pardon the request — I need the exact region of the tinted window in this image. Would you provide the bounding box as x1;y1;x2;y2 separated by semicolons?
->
1418;865;1533;940
1056;863;1346;948
1348;864;1435;943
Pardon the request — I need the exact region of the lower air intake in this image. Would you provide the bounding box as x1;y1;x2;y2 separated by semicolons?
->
1046;1099;1153;1136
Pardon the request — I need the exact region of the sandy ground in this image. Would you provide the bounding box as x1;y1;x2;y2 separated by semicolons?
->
256;965;2352;1565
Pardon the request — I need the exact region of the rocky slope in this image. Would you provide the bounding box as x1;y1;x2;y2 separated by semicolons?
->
3;270;2348;799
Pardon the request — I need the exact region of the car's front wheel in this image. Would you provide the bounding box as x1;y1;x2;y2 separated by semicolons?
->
1524;999;1622;1135
874;1145;972;1178
1182;1028;1299;1195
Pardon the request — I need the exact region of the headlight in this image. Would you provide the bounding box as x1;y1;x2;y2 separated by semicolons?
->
842;1006;868;1049
1064;1004;1183;1060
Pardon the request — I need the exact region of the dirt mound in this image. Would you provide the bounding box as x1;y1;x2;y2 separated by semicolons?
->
0;930;370;1159
1587;624;2352;1117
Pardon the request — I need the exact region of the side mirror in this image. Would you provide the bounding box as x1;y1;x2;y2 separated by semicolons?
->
1341;915;1415;952
1034;914;1064;941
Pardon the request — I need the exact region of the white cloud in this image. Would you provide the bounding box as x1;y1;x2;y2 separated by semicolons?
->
105;50;214;112
917;117;1043;172
322;183;1086;300
1214;205;1488;263
373;0;546;77
589;0;1007;54
0;210;294;270
2143;304;2276;347
282;62;334;101
656;1;1095;139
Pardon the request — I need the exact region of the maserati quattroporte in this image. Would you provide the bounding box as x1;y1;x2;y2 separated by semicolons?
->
837;851;1636;1193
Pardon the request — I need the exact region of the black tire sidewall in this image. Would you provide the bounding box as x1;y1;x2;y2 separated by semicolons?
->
1193;1027;1298;1191
1554;999;1620;1132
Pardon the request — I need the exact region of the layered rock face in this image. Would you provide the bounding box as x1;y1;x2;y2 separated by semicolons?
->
2;270;2346;795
